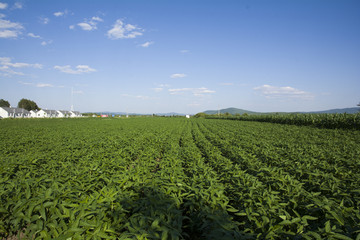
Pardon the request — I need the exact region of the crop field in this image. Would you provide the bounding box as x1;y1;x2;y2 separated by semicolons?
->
0;117;360;239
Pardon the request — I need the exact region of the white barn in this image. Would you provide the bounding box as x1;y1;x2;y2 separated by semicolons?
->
0;107;30;118
36;109;58;118
0;107;82;119
57;110;71;118
69;111;82;118
29;110;38;118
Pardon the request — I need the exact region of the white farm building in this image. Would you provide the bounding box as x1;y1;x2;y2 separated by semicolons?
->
0;107;82;119
0;107;30;118
36;109;59;118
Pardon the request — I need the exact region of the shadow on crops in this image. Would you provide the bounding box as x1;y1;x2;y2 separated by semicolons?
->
118;184;252;240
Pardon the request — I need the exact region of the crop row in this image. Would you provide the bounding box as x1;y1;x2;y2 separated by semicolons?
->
205;113;360;130
0;118;359;239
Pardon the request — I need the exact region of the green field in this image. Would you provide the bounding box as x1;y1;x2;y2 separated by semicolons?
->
1;118;360;239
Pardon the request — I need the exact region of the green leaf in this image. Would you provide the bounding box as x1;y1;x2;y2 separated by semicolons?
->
325;220;331;233
332;233;353;240
302;215;318;221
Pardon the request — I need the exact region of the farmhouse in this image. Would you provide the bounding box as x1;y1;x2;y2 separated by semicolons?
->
0;107;83;119
70;111;82;118
36;109;59;118
29;110;38;118
57;110;71;118
0;107;30;118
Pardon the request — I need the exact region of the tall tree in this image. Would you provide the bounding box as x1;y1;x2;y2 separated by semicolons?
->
0;99;10;107
18;98;40;111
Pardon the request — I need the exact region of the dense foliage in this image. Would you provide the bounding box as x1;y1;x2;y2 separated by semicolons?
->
0;118;359;239
17;98;40;111
0;99;10;108
204;113;360;130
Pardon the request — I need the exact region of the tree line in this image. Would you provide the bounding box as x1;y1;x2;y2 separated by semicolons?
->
0;98;40;111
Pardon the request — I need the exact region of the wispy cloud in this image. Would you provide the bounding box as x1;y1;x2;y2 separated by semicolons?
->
19;81;59;88
0;57;42;76
54;65;96;74
53;10;69;17
152;84;170;92
39;17;49;24
0;2;8;9
254;84;314;100
107;19;143;39
0;66;24;76
168;87;215;97
140;41;153;48
28;32;41;38
0;15;23;38
152;88;163;92
180;50;190;54
13;2;22;9
170;73;186;79
75;16;103;31
77;22;93;31
36;83;54;88
41;40;52;46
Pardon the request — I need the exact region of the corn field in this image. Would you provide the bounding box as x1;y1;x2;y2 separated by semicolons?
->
206;113;360;130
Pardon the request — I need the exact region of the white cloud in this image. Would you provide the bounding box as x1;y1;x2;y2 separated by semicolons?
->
140;41;153;47
107;19;143;39
54;12;64;17
0;57;42;76
36;83;53;88
19;81;33;85
28;32;41;38
0;2;8;9
0;57;42;68
54;65;96;74
180;50;190;54
170;73;187;78
39;17;49;24
254;84;314;100
19;81;63;88
91;16;103;22
121;94;151;100
0;16;23;38
77;22;93;31
0;66;24;76
69;25;75;30
54;10;67;17
13;2;22;9
76;16;103;31
41;40;52;46
168;87;215;97
152;88;163;92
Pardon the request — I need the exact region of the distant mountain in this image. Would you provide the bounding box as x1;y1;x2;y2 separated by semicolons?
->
156;112;185;116
202;107;359;115
306;107;360;114
203;107;258;115
86;112;186;116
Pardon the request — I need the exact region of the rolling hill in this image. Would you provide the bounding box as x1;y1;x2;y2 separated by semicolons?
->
202;107;359;115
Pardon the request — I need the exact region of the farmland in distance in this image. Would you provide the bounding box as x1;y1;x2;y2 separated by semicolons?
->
0;117;359;239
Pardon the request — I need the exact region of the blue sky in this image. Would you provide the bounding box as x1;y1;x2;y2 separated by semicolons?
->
0;0;359;114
